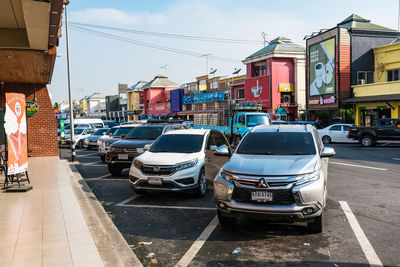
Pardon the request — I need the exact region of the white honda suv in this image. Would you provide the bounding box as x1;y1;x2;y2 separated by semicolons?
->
129;128;230;197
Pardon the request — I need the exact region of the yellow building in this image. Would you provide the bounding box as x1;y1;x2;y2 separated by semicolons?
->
346;40;400;126
79;96;88;117
127;81;147;121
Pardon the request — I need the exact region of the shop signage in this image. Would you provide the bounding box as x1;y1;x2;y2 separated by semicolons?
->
4;93;28;175
309;38;335;96
309;96;336;105
183;91;225;104
26;101;39;116
279;83;294;92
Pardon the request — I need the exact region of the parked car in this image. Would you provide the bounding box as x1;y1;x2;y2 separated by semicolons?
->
106;124;183;176
348;118;400;147
98;125;139;162
318;123;356;144
60;128;96;148
210;124;335;233
83;128;109;149
102;120;119;128
287;121;322;129
64;118;105;130
129;129;226;196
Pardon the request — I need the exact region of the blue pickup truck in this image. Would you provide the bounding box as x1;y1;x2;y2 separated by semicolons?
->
193;103;271;145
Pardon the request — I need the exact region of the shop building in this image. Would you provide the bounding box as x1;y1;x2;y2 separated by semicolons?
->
344;40;400;126
306;14;400;124
228;74;247;104
127;80;146;121
242;37;306;121
142;75;179;118
0;0;63;157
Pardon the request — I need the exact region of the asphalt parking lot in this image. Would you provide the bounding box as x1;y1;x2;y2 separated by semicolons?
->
60;143;400;267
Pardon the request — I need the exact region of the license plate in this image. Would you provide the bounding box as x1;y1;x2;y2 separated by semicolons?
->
118;154;128;160
251;191;273;202
148;177;162;185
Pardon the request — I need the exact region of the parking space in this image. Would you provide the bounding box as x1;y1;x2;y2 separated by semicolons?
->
60;144;400;266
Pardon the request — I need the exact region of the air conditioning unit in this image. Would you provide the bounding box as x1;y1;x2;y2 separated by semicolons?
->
281;95;291;104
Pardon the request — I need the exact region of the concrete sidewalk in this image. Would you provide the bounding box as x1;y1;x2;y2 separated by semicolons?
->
0;157;141;267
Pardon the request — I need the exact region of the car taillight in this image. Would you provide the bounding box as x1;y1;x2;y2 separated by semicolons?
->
348;129;351;136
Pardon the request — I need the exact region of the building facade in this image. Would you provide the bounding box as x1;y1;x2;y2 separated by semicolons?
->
345;40;400;126
127;81;146;121
242;37;306;121
306;14;400;124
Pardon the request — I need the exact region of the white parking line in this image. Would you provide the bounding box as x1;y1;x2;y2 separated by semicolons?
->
85;174;113;181
176;215;218;267
331;161;387;171
115;195;141;206
80;161;104;166
76;152;99;157
339;201;383;267
119;204;216;210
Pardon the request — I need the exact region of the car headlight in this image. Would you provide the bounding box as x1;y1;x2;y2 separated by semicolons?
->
218;170;235;183
296;170;320;185
175;159;198;171
133;159;143;169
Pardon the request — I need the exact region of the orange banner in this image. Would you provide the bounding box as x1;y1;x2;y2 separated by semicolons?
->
5;93;28;175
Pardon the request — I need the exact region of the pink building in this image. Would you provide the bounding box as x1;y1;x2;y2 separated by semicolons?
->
142;75;179;118
242;37;306;121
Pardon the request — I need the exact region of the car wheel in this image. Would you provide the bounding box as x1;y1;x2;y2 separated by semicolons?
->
217;210;237;228
108;164;122;176
360;135;375;147
77;140;83;149
100;154;105;162
194;169;207;197
322;135;331;144
307;210;324;234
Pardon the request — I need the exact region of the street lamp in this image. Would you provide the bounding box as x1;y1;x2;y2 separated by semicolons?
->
64;1;75;162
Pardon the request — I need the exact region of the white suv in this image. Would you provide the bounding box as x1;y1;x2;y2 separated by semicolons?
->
129;129;230;197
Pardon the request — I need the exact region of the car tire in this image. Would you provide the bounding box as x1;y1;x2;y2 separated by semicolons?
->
100;154;105;162
322;135;331;144
194;168;207;197
307;210;324;234
77;140;83;149
217;210;236;228
360;135;375;147
108;164;122;176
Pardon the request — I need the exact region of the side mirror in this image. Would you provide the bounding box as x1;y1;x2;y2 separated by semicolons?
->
144;144;150;151
120;135;126;140
213;146;230;156
321;147;335;158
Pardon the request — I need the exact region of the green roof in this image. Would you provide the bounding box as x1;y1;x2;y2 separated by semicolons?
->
142;75;179;89
338;14;396;32
246;36;305;60
391;38;400;44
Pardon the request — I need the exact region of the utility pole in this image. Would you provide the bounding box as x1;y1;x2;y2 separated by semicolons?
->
398;0;400;31
64;2;75;162
160;63;169;75
262;32;268;47
202;53;211;74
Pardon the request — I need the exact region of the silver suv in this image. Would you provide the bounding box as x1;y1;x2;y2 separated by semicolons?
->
209;125;335;233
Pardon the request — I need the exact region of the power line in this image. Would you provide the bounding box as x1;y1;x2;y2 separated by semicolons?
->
69;24;241;63
70;22;263;45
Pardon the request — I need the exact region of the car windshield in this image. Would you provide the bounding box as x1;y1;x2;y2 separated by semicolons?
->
113;127;135;137
246;115;270;126
94;128;108;135
74;129;84;135
150;134;204;153
107;127;119;135
126;126;163;140
91;123;104;128
236;132;316;155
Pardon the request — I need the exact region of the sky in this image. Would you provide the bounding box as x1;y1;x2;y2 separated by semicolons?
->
48;0;400;103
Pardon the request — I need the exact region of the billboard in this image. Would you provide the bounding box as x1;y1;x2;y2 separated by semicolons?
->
4;93;28;175
309;38;335;96
244;75;271;107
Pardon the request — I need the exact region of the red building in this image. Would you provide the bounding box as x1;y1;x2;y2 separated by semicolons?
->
242;37;306;121
142;75;179;118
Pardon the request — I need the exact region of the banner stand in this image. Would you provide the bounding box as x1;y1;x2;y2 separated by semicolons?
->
1;145;32;192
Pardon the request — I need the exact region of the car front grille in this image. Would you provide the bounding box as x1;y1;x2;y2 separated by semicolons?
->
136;181;174;188
141;165;176;175
232;187;295;205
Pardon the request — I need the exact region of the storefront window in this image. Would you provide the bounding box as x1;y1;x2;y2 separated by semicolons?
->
360;107;391;126
387;69;400;82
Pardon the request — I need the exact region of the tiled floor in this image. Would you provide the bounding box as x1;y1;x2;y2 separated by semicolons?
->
0;157;104;267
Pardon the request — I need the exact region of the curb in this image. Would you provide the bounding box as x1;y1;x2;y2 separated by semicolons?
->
64;160;143;267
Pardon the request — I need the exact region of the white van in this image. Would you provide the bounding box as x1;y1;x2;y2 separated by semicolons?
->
64;118;105;130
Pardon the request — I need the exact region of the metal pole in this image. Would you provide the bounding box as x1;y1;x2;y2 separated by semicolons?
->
398;0;400;31
64;4;75;162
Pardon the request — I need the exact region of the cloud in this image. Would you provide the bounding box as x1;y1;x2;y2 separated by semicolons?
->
70;8;166;25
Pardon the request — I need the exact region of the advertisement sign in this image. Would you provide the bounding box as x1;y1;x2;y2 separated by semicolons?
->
60;120;65;138
26;101;39;116
148;102;169;115
279;83;294;92
309;38;335;96
199;79;207;91
244;75;271;107
4;93;28;175
183;91;225;104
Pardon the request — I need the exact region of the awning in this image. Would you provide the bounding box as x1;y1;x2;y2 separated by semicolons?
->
275;107;288;114
177;109;219;115
343;94;400;103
